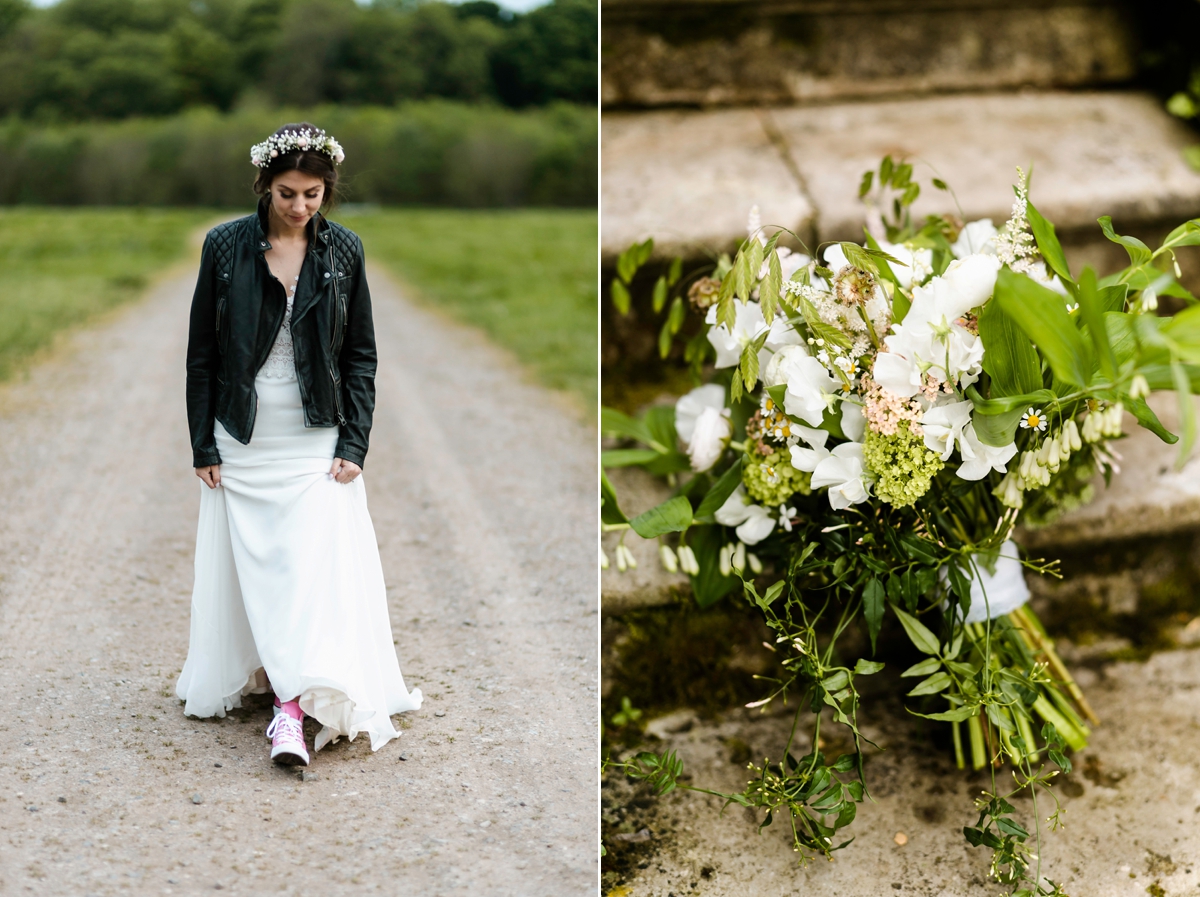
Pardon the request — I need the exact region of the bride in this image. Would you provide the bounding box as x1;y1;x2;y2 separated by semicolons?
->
176;122;422;767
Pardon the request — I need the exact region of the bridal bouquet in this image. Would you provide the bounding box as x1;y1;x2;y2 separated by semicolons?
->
602;159;1200;894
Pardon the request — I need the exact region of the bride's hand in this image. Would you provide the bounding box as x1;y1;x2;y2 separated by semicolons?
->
330;457;362;484
195;465;221;489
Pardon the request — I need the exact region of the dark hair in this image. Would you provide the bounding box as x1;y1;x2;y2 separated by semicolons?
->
251;122;340;208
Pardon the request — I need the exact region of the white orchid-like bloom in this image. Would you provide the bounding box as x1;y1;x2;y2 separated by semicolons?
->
714;486;777;545
951;219;999;259
705;301;803;370
840;400;867;443
877;240;933;290
761;344;837;426
811;443;872;510
920;399;974;461
956;424;1018;481
874;254;1000;397
675;384;732;472
788;424;831;472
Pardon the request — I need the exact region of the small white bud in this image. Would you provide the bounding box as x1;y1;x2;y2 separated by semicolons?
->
616;545;628;572
601;548;610;570
1047;436;1061;472
719;544;733;577
1064;418;1082;452
659;544;679;573
622;544;638;570
747;553;763;575
1142;289;1158;312
1130;374;1150;400
677;545;700;575
732;542;746;574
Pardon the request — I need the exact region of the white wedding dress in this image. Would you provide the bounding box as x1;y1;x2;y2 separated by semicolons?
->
176;280;422;751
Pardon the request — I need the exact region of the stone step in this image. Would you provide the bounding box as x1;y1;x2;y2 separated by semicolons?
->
603;0;1138;108
601;90;1200;262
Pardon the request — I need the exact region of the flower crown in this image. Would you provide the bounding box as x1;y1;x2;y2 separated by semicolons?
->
250;127;345;168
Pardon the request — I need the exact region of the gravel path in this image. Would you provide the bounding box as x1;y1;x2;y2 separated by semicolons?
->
0;252;598;895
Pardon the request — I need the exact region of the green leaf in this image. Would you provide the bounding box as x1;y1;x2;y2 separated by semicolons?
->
634;238;654;267
666;256;683;287
880;155;894;185
1126;397;1178;444
992;267;1092;387
659;297;686;359
854;658;884;676
611;279;631;315
1077;267;1117;381
601;449;661;467
978;297;1042;397
688;525;738;608
695;458;744;519
629;495;694;539
863;578;885;654
716;273;736;331
906;672;952;697
932;177;948;190
970;404;1026;447
900;657;942;678
914;705;979;722
995;817;1029;839
859;170;874;198
892;605;940;655
1168;91;1198;118
601;407;657;448
1026;199;1073;288
1098;216;1152;268
601;469;627;525
652;275;668;313
616;247;638;284
1161;218;1200;250
832;752;858;772
822;671;850;692
760;247;782;323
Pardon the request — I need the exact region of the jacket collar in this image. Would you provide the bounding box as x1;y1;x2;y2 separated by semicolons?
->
252;195;331;253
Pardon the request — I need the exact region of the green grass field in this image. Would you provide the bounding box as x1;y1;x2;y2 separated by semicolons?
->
338;208;597;410
0;208;216;380
0;207;597;409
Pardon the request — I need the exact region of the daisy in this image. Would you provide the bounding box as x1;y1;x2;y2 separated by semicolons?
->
1020;407;1048;432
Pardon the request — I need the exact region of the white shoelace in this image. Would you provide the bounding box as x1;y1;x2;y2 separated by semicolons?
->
266;713;305;747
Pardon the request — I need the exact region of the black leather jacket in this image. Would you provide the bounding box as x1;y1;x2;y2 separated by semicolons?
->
186;201;376;470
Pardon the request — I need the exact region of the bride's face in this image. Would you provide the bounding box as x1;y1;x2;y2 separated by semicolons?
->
269;170;325;229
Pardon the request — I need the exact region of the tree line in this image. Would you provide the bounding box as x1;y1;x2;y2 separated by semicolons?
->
0;0;595;121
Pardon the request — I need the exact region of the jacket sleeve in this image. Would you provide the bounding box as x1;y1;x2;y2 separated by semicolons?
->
185;233;222;469
334;235;377;469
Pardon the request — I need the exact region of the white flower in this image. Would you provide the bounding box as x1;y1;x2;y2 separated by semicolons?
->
677;545;700;575
920;400;974;461
787;424;831;473
705;301;770;369
872;351;924;399
778;503;797;532
687;407;732;472
810;443;871;510
659;544;679;573
675;384;726;442
956;424;1018;481
763;343;807;388
951;219;999;259
676;385;732;472
783;355;837;426
714;486;777;545
877;240;933;289
840;400;866;443
1020;408;1047;432
1026;260;1070;297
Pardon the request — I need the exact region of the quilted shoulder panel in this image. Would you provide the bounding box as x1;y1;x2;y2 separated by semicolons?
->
326;221;361;277
206;217;248;281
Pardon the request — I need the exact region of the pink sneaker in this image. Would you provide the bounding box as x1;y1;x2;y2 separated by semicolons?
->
265;713;310;766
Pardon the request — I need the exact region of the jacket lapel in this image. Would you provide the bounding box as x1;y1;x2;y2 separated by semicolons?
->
290;212;334;326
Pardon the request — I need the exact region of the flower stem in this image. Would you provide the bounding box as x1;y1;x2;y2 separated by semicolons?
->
952;719;965;770
1011;606;1099;725
968;713;987;770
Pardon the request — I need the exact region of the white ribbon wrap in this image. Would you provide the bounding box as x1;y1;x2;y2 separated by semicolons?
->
957;539;1029;624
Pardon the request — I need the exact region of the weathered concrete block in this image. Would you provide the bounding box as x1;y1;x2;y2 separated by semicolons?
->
602;0;1137;108
601;107;814;260
602;466;692;614
772;91;1200;243
602;91;1200;263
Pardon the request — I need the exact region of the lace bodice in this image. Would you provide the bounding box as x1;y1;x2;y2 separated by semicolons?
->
259;277;299;380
